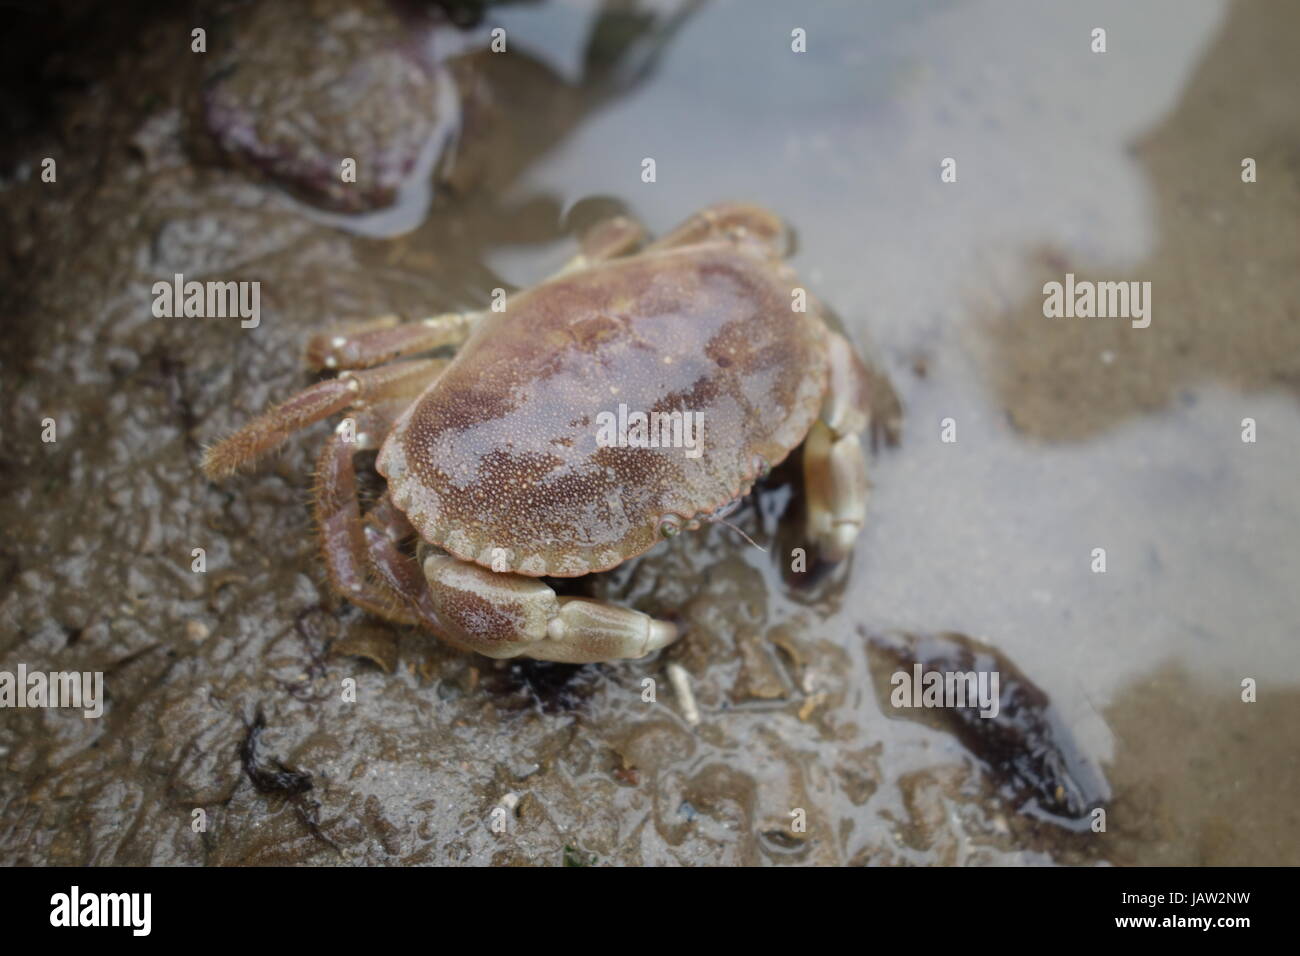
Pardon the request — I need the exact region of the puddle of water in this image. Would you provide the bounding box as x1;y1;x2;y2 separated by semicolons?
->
489;0;1225;311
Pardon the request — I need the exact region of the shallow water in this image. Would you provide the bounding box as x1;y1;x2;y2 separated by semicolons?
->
1;0;1297;865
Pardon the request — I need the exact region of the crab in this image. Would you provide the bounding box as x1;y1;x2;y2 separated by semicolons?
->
203;203;901;663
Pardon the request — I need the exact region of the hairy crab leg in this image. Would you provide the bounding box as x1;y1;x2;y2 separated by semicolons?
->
202;358;447;479
305;311;478;371
359;494;445;632
313;403;422;625
803;331;902;562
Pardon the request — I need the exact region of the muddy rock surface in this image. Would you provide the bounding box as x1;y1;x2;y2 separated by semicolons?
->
203;0;458;213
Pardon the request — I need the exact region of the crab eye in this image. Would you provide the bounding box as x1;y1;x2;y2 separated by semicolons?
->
659;517;681;538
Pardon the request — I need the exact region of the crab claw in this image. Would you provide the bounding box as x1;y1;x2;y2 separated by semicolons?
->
421;555;678;663
803;422;869;563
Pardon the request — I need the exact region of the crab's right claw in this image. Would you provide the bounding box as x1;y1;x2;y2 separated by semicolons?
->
803;422;869;563
421;556;678;663
803;331;899;562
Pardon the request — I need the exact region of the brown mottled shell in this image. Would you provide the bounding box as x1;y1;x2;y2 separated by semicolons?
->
375;242;829;577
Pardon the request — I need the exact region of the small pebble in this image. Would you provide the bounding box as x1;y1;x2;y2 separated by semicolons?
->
667;663;700;726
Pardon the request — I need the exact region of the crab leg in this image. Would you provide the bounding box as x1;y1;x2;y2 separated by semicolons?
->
202;358;447;479
418;556;679;663
643;202;785;253
803;331;901;562
359;494;444;629
552;214;647;277
314;405;424;626
306;312;477;371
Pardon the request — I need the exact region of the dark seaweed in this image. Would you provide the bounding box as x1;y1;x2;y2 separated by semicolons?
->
867;631;1111;827
240;708;313;797
240;708;339;854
